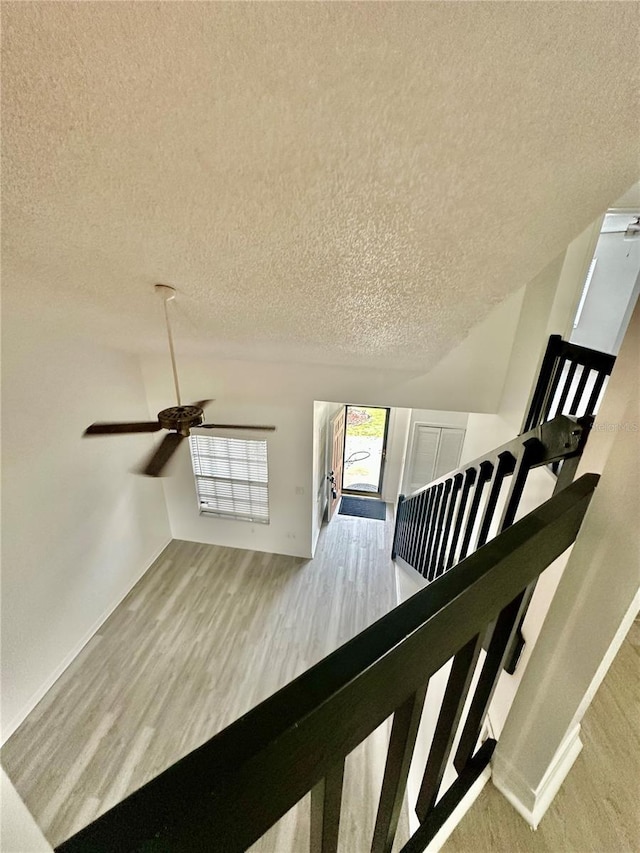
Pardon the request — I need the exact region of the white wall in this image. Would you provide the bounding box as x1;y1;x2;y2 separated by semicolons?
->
493;299;640;823
1;302;171;743
453;234;611;739
160;401;314;559
460;225;601;464
0;769;52;852
570;215;640;355
459;256;567;466
380;408;412;504
137;287;526;559
490;225;601;440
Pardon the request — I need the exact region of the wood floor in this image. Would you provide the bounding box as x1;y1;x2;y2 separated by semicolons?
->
3;508;638;852
442;618;640;853
2;510;407;850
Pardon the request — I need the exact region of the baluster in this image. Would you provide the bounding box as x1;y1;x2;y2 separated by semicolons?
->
569;364;591;416
399;741;496;853
407;496;422;569
453;593;527;774
453;440;541;769
413;490;430;576
585;370;607;416
427;479;452;581
417;489;436;577
423;484;444;580
402;498;416;564
554;359;577;416
371;684;429;853
541;355;565;422
391;495;405;560
415;634;483;820
434;473;463;578
497;439;541;530
475;452;515;548
310;759;345;853
410;496;423;568
395;501;405;561
502;442;573;674
400;498;411;561
445;469;476;570
522;335;562;431
458;461;493;560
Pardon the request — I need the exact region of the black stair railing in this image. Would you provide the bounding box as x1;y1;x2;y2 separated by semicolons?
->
391;413;590;579
522;334;616;433
56;475;598;853
521;334;615;480
392;336;614;678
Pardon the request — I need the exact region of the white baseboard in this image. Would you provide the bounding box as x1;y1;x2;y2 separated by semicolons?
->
1;537;171;745
471;591;639;832
394;557;429;605
492;724;583;829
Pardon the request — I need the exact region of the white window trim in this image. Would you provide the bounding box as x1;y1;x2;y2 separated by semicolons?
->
189;434;270;524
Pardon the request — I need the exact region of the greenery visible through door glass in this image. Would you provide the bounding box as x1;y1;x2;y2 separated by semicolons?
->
346;407;387;437
343;406;389;494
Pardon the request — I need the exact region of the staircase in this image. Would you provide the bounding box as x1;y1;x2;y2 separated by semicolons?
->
55;337;614;853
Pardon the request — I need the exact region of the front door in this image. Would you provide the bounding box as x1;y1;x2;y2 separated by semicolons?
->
342;406;390;497
328;407;345;521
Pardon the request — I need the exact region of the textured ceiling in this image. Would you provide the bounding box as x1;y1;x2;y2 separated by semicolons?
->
2;2;639;369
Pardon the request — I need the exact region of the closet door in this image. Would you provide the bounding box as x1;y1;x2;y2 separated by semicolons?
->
433;427;465;479
407;425;465;494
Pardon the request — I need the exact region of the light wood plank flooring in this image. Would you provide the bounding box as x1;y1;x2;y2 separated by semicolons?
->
2;509;405;849
6;509;637;853
443;618;640;853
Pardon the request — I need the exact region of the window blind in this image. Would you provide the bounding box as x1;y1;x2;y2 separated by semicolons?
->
189;435;269;523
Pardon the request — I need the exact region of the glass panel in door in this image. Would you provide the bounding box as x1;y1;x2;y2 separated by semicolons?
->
342;406;390;496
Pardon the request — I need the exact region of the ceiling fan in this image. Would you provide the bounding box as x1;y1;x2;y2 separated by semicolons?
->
602;215;640;240
83;284;276;477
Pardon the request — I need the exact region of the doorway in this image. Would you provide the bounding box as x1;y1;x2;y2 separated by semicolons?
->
570;210;640;355
341;406;390;497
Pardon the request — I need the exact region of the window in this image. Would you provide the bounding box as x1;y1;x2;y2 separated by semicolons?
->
189;435;269;523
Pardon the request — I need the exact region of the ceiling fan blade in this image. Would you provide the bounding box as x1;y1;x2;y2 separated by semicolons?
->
191;399;214;411
199;423;276;431
139;432;186;477
84;421;162;436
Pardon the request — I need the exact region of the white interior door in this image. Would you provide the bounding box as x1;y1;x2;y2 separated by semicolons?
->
406;424;465;495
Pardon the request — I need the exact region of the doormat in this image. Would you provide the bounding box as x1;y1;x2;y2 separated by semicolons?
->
339;496;387;520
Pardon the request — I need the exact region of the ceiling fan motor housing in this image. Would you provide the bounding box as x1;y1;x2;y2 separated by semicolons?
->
158;405;204;436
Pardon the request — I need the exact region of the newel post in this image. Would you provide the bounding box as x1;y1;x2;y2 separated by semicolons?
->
391;494;405;560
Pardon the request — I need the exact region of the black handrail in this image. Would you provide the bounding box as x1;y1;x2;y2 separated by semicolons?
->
56;474;598;853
